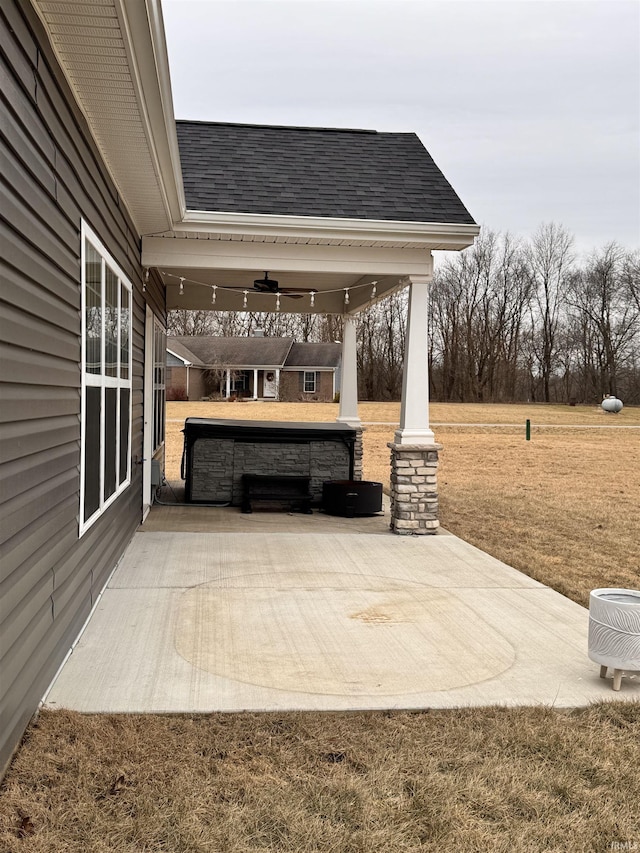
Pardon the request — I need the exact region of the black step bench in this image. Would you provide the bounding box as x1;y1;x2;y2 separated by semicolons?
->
241;474;313;514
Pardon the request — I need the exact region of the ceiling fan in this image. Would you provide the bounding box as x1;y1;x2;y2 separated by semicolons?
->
251;272;307;298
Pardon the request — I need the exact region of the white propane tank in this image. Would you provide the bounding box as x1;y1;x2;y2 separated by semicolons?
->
602;397;623;413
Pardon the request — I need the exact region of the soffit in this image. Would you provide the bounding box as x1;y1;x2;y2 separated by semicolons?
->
32;0;182;235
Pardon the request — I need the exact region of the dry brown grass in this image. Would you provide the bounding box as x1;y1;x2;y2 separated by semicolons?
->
2;402;638;851
1;704;639;852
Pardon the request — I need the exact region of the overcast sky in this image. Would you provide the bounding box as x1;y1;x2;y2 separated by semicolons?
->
162;0;640;257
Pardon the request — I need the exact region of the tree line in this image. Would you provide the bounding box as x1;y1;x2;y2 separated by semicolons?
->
168;224;640;405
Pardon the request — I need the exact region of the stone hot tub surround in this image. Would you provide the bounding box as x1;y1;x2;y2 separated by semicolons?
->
182;418;359;506
387;443;442;535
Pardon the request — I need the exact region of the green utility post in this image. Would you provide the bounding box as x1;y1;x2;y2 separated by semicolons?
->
526;419;531;441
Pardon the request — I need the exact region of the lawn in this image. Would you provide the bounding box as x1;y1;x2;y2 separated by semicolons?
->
1;402;639;851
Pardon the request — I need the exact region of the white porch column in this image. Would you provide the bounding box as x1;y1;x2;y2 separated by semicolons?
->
275;368;281;401
394;275;435;445
225;369;231;398
388;273;440;534
253;368;259;399
337;314;360;426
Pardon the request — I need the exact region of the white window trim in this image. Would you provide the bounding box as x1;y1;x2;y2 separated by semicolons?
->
152;316;166;455
79;221;133;536
303;371;317;393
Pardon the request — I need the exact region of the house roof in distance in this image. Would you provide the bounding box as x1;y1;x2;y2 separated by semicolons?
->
285;343;342;369
167;339;199;365
176;121;476;225
167;336;342;369
169;336;294;367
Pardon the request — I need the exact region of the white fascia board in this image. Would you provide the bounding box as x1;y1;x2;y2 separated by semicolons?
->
180;211;480;248
115;0;186;226
167;348;191;366
143;236;435;276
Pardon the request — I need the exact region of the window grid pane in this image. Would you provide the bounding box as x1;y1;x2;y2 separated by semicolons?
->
105;266;118;378
153;321;166;453
120;287;129;379
85;242;102;375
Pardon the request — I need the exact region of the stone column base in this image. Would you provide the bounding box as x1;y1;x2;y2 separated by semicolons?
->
387;442;442;535
353;427;364;480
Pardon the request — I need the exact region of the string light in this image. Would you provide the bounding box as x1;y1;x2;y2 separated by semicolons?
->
243;290;248;309
158;270;401;306
143;268;149;292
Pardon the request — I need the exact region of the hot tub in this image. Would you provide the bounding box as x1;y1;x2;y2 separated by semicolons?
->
181;418;358;506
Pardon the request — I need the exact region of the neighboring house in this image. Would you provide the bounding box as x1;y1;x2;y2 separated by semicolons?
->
1;0;477;775
167;336;341;402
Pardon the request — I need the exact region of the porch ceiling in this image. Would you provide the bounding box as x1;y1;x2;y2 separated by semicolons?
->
143;228;446;314
160;268;404;314
150;216;478;313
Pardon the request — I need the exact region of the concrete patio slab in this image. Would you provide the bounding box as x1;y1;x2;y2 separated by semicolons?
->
45;511;639;713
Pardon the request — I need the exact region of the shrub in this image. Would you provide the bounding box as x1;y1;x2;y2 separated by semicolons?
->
167;385;188;402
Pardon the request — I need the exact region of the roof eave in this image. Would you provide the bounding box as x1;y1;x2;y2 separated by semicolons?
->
167;348;191;365
180;210;479;250
30;0;186;235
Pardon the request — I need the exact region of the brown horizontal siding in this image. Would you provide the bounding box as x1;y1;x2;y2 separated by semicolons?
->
0;0;163;777
0;415;79;464
1;302;80;362
1;260;79;335
0;445;78;502
0;523;77;622
0;220;79;310
0;497;78;587
1;467;79;543
0;344;80;388
0;385;80;423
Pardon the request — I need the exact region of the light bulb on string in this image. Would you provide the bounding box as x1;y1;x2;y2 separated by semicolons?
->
243;290;248;309
275;293;281;312
310;291;316;308
179;277;185;296
143;268;149;292
371;280;377;298
344;288;350;306
211;285;217;306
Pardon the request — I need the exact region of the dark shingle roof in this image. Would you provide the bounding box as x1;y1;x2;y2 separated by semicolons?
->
168;336;294;367
176;121;475;224
284;343;341;369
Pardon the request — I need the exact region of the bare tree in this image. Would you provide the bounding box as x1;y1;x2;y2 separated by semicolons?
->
430;230;531;402
525;223;575;402
567;243;639;399
167;309;217;336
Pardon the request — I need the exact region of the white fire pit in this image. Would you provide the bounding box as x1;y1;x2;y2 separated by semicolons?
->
588;588;640;690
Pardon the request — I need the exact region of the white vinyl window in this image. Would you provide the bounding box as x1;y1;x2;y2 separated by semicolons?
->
80;222;132;535
153;318;166;454
303;371;316;393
